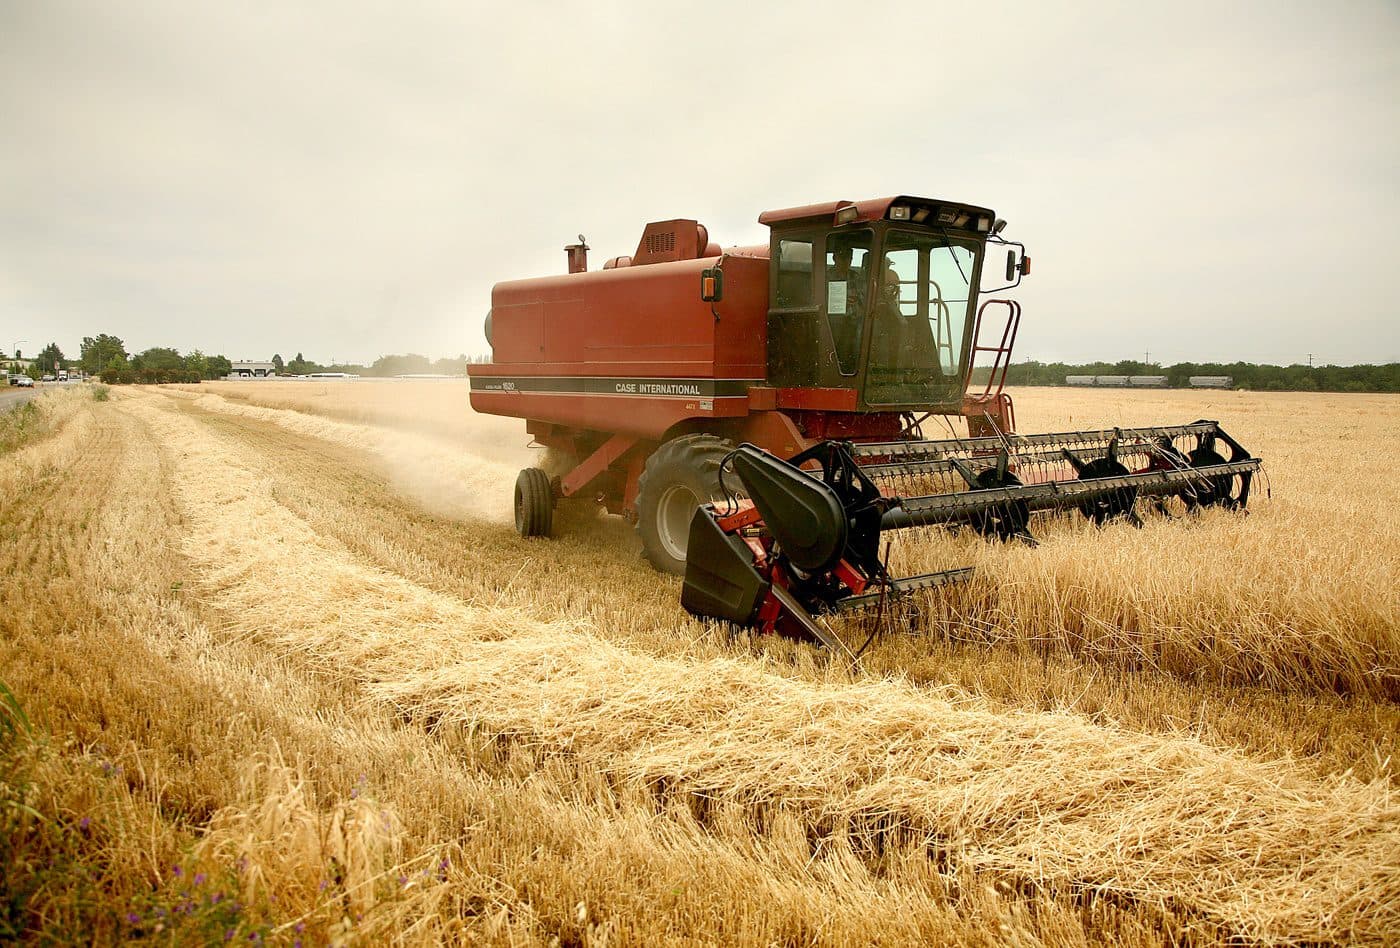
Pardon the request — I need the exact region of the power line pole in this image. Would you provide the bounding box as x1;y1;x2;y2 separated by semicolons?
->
1308;353;1313;369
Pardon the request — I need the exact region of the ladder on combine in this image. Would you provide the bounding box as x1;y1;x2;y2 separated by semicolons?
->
962;298;1021;436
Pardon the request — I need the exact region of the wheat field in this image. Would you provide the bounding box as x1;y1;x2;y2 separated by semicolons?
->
1;381;1397;945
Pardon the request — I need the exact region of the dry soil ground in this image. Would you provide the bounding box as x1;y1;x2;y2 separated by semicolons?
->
0;381;1396;945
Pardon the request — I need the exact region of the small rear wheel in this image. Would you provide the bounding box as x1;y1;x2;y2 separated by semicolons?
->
636;434;735;574
514;467;554;538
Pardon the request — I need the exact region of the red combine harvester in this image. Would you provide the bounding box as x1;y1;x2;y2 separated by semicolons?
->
469;196;1259;646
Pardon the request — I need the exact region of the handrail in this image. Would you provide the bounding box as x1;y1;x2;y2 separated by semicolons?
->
969;298;1022;400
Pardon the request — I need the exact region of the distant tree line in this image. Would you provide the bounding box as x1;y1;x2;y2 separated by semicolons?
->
1;336;491;384
272;352;490;377
0;337;230;384
977;360;1399;393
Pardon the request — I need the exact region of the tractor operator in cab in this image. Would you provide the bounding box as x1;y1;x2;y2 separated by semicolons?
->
826;242;867;373
827;238;904;375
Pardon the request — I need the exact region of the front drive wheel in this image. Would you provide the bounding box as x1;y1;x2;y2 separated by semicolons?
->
636;434;734;575
514;467;554;538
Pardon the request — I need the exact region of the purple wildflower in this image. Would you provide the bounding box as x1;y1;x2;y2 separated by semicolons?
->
126;912;141;925
224;930;235;942
79;817;90;830
211;892;223;904
294;923;305;934
173;865;183;877
194;872;206;886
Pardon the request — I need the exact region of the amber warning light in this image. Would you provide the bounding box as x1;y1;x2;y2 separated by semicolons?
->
700;267;723;302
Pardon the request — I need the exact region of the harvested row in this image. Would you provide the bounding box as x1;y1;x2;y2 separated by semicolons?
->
180;388;1400;788
131;392;1400;944
188;384;1400;701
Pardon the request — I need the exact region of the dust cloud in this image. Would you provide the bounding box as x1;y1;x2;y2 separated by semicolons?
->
190;382;542;525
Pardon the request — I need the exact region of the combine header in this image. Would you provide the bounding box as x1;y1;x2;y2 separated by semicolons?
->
681;423;1257;648
466;195;1262;645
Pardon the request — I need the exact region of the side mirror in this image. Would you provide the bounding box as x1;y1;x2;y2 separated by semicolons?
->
1004;250;1032;282
700;267;724;302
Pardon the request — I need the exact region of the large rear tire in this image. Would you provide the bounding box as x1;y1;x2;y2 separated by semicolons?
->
636;434;735;575
514;467;554;538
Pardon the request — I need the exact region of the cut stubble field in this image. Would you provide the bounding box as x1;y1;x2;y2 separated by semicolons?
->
1;381;1397;945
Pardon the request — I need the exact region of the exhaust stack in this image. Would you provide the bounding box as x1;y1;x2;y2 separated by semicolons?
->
565;235;589;274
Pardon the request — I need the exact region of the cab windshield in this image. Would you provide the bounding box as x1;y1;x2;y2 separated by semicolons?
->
865;229;979;405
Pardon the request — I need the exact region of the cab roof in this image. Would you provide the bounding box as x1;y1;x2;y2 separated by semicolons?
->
757;195;996;228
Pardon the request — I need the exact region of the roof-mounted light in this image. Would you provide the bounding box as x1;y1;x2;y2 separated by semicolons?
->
912;207;930;223
834;205;859;225
889;205;911;221
936;209;958;224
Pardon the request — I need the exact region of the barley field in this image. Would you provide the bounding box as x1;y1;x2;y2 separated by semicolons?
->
1;381;1397;945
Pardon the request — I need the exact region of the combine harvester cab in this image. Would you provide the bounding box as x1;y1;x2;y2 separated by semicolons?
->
467;196;1261;643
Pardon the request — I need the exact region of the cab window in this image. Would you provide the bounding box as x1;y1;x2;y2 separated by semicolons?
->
823;231;872;374
775;238;814;309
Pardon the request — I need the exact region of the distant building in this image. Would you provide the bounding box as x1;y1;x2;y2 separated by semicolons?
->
228;361;277;379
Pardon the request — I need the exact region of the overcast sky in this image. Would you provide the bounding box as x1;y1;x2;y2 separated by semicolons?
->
2;1;1397;366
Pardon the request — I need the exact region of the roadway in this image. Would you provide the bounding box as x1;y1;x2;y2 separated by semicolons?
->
0;385;42;411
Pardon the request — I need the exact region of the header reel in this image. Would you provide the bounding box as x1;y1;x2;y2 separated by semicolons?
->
681;422;1260;647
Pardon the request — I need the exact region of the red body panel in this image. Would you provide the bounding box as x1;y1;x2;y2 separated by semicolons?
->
483;254;768;380
469;385;754;441
470;251;771;444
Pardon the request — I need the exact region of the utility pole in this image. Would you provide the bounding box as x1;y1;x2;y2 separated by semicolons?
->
1145;349;1151;366
1308;353;1313;369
